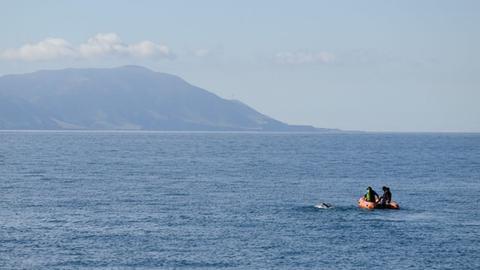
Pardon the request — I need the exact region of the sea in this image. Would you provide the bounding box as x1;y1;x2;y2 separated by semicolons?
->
0;131;479;269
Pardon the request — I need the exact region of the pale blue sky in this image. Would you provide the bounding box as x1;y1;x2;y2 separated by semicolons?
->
1;0;479;132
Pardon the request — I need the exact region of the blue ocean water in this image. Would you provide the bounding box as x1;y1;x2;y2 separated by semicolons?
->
0;131;479;269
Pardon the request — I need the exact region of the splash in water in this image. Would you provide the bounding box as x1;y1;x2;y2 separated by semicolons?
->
314;202;333;209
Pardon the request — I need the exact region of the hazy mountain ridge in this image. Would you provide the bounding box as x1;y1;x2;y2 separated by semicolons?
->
0;66;333;131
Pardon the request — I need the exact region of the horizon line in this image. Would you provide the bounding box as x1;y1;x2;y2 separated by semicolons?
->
0;129;479;134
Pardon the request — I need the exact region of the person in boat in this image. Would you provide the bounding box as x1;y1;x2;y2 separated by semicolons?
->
364;186;379;203
379;186;392;206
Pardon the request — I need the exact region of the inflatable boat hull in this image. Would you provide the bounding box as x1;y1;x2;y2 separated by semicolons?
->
358;197;399;210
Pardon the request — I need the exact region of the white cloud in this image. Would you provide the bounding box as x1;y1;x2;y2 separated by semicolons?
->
274;51;335;65
193;48;210;57
78;33;170;59
1;38;76;61
0;33;171;61
127;41;170;58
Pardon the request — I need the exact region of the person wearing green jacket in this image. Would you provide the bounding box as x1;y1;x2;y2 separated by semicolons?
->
364;186;379;203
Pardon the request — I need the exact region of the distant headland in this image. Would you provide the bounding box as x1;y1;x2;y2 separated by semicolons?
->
0;66;339;132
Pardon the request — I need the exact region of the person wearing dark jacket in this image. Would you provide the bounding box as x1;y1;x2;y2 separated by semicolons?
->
364;186;379;202
379;186;392;206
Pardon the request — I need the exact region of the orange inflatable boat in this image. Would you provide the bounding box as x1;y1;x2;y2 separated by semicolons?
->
358;197;400;210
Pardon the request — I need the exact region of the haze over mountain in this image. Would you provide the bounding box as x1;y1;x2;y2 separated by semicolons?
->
0;66;331;131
